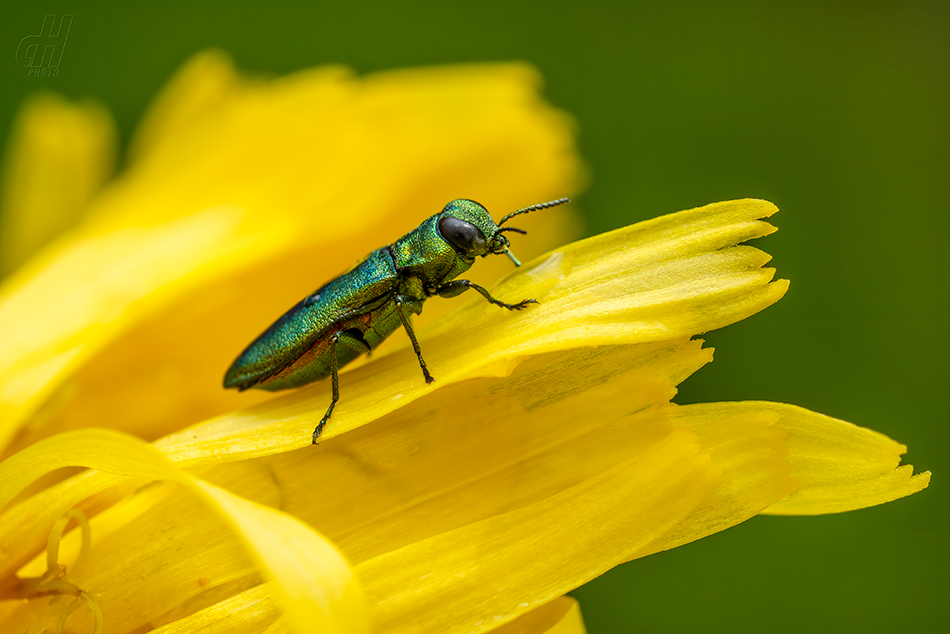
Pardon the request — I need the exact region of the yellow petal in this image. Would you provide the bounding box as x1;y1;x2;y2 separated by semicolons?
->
631;402;928;554
630;406;798;557
698;402;931;515
0;94;115;275
208;342;710;558
357;427;717;634
484;197;785;343
0;429;368;634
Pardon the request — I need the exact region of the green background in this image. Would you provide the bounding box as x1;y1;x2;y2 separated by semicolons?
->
1;1;946;632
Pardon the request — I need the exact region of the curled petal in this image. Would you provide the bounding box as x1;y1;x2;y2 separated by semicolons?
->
0;429;368;634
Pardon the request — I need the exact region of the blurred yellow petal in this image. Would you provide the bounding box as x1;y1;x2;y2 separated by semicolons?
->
0;94;115;275
0;429;367;634
127;50;241;162
0;54;580;458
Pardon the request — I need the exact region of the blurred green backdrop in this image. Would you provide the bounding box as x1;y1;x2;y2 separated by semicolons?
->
1;1;946;632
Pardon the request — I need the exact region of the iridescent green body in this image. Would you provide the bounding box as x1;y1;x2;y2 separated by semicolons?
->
224;197;569;442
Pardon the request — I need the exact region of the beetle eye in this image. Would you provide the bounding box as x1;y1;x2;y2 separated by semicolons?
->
438;216;487;255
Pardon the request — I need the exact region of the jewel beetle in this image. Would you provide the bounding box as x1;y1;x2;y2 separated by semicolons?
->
224;197;570;443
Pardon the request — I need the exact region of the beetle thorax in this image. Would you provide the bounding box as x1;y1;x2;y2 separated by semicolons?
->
391;214;473;289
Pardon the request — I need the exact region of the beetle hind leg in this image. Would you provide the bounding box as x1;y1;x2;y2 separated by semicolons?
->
312;329;370;444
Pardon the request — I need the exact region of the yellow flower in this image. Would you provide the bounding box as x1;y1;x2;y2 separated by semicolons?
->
0;52;930;634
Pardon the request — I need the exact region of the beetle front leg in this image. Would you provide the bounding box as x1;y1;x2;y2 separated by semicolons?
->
395;295;435;384
436;280;538;310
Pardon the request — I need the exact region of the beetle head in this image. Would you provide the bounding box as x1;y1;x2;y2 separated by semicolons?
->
437;197;570;266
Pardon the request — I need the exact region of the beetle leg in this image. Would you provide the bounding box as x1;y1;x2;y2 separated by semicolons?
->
313;331;343;444
312;329;372;443
436;279;538;310
395;296;435;384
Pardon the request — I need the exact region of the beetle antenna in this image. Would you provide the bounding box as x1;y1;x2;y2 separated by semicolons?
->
497;226;527;235
498;197;570;226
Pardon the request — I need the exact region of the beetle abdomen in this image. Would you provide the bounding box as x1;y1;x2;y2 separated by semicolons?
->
252;317;374;391
224;248;400;390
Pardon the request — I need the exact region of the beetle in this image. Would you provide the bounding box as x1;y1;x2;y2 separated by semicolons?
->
224;197;570;443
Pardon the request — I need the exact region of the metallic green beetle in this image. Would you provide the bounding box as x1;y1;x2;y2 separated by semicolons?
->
224;197;570;443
